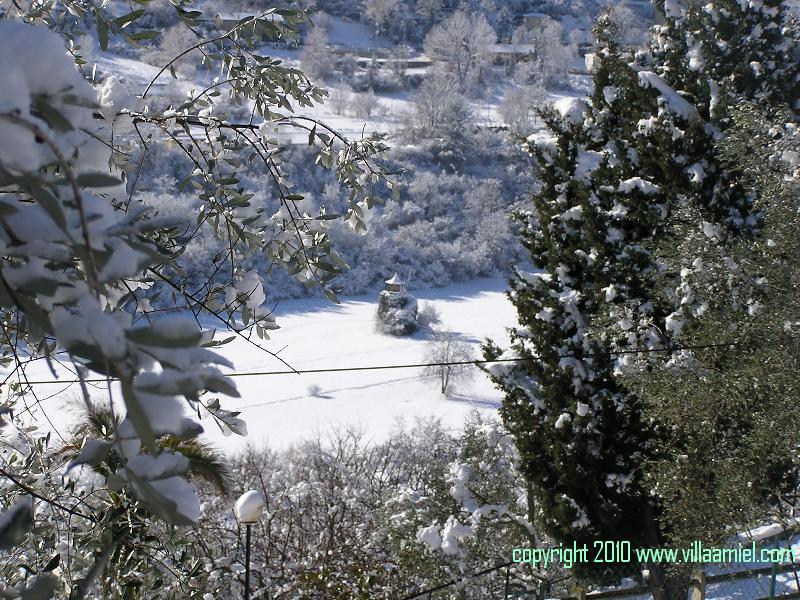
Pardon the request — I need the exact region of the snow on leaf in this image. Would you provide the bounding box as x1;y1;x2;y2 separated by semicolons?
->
440;519;476;556
127;470;199;525
618;177;661;195
575;150;603;183
416;525;442;550
125;451;190;481
554;413;572;429
126;316;204;348
66;439;113;472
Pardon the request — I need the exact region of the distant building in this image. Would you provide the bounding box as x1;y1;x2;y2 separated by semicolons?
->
384;272;406;294
585;52;600;73
489;43;536;73
522;12;551;30
489;43;536;61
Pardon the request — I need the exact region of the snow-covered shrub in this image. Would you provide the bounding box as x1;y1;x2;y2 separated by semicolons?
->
327;83;352;115
500;84;546;134
140;22;200;77
375;289;419;335
402;72;473;140
350;87;380;118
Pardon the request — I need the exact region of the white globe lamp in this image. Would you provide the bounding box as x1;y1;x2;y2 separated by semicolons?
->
235;490;265;599
235;490;265;524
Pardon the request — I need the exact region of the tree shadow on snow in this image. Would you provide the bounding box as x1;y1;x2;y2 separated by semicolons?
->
445;392;501;410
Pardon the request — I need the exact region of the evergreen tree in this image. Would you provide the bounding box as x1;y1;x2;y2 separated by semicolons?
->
485;14;674;591
486;0;798;596
627;102;800;548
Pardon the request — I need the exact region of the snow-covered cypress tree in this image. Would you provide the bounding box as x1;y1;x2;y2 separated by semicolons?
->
484;14;670;588
637;0;799;331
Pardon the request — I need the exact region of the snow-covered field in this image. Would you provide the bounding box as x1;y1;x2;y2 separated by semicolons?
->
206;278;515;451
18;279;516;454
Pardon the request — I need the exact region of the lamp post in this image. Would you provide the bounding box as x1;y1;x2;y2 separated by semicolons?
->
235;490;265;600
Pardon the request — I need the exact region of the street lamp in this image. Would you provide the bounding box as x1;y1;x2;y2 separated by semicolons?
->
235;490;265;600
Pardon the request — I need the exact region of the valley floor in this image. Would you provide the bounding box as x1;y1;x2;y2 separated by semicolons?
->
16;279;517;453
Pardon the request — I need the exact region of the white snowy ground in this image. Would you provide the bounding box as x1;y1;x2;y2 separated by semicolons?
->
16;279;515;453
199;279;515;451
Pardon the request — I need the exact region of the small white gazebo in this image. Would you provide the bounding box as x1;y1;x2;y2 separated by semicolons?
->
384;272;406;293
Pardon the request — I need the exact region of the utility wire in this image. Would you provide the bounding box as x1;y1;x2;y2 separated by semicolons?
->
400;560;575;599
400;561;515;600
8;342;735;386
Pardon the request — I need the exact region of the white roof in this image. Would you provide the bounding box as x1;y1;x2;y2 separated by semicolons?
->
523;12;550;18
490;43;536;54
385;272;404;285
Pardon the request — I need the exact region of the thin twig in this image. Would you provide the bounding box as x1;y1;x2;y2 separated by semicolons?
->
0;468;95;522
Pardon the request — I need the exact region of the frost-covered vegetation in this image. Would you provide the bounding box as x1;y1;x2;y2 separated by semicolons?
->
189;416;540;598
484;0;800;596
1;0;798;597
140;134;531;302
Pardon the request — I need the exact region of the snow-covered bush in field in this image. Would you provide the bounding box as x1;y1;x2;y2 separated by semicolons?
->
422;330;475;395
0;1;394;595
327;83;352;115
350;87;380;118
375;288;419;335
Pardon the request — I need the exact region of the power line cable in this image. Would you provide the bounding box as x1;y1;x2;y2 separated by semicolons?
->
400;561;514;600
6;342;735;387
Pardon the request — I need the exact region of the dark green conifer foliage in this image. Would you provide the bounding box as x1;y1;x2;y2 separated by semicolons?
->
484;14;666;585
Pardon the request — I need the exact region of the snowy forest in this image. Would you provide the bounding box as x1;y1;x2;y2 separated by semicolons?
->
0;0;798;598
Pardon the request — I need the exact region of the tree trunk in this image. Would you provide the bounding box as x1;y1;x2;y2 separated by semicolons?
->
648;563;690;600
643;502;690;600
